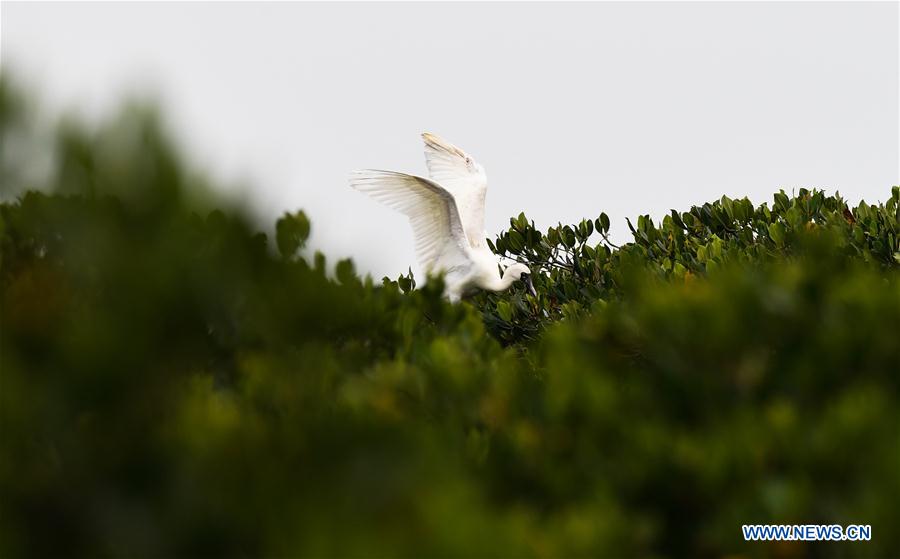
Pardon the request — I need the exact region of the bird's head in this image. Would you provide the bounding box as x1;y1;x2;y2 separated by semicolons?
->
504;263;537;297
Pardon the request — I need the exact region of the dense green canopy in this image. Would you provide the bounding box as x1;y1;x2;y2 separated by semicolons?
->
2;77;899;557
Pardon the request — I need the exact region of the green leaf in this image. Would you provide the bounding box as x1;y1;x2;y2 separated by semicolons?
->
595;212;611;234
275;210;311;259
335;258;356;285
547;227;560;246
720;195;734;220
562;226;577;248
517;212;528;230
774;191;790;212
626;217;637;236
314;251;326;274
768;222;786;246
496;300;513;321
397;274;412;293
508;230;525;252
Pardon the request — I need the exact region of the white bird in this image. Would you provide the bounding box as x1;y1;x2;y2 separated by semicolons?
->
350;132;535;302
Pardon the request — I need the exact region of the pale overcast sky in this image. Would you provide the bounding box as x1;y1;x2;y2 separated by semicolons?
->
3;2;898;279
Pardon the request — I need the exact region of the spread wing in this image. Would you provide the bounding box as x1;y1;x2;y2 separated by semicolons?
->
422;133;488;248
349;170;472;274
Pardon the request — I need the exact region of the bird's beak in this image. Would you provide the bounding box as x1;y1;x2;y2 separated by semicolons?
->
526;275;537;297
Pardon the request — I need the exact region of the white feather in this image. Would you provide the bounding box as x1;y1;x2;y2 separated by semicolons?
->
349;170;471;276
422;132;488;248
350;136;532;302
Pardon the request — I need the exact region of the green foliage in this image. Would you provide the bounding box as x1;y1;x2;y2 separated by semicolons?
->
2;76;900;557
276;210;311;259
479;188;900;344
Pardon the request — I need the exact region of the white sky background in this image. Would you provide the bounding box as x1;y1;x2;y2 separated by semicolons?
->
2;2;898;280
